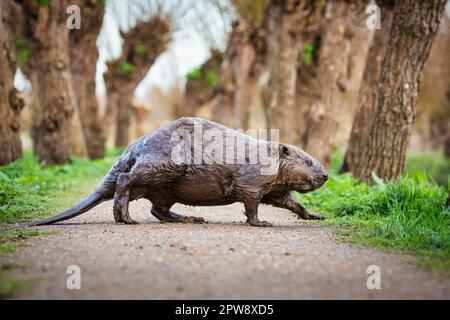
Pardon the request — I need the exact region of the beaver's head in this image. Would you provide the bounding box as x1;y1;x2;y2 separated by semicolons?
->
278;143;328;193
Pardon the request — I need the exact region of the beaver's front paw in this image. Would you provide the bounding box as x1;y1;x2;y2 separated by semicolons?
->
305;213;324;220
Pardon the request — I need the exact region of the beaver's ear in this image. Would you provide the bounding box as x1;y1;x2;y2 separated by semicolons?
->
279;144;290;157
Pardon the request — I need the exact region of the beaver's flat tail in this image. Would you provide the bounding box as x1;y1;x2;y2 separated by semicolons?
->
30;192;105;226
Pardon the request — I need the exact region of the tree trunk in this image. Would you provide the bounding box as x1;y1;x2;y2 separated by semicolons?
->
265;0;323;144
27;70;85;159
21;0;76;165
302;0;365;168
102;90;118;146
184;50;222;117
214;52;235;127
115;93;132;147
214;17;266;130
233;75;257;130
104;16;171;147
293;8;325;146
265;1;299;144
445;90;450;157
70;105;87;157
342;0;395;174
132;106;152;139
444;126;450;157
231;20;266;130
70;1;105;159
0;0;25;165
348;0;447;181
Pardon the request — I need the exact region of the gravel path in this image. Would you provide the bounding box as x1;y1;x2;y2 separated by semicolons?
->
9;200;450;299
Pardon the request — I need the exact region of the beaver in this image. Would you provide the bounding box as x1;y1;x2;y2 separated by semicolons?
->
31;117;328;227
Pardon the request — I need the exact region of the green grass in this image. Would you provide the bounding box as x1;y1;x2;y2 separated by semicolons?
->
295;171;449;274
330;147;449;187
405;152;449;187
296;147;449;273
0;150;119;223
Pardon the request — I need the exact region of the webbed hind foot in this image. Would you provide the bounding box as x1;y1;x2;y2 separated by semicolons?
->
151;205;205;224
169;211;205;224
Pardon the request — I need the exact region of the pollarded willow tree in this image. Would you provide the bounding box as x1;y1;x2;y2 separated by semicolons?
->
345;0;447;182
264;0;324;144
299;0;369;168
183;50;223;118
18;0;77;165
214;45;235;127
104;15;171;147
290;7;324;147
70;0;106;160
341;0;395;174
230;18;266;130
0;0;25;165
214;0;267;130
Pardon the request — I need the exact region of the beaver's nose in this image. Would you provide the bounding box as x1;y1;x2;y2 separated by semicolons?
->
322;173;328;181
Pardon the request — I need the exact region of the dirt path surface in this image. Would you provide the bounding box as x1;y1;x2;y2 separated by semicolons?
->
10;201;450;299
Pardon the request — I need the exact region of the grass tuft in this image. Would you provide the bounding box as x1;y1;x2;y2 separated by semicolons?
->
0;151;117;223
295;171;449;274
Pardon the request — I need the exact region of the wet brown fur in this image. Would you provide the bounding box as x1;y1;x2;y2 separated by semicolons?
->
31;117;328;227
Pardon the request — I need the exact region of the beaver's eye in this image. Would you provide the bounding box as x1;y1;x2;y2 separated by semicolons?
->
305;160;312;166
